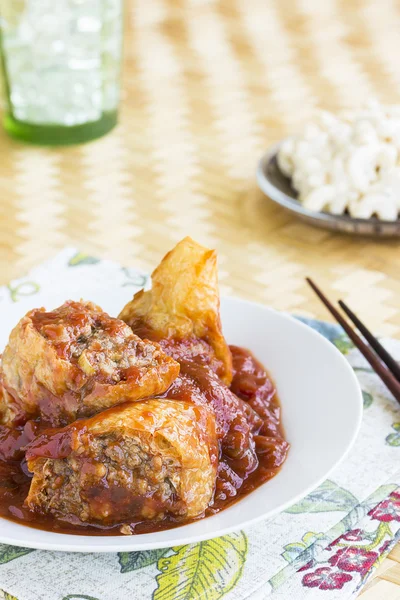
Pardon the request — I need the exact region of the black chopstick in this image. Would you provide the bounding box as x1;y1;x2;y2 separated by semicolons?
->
306;278;400;405
338;300;400;383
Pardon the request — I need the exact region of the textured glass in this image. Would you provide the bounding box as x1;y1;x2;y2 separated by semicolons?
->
0;0;123;144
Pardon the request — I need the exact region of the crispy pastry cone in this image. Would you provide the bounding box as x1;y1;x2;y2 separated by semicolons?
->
0;301;179;427
119;237;232;385
25;399;218;527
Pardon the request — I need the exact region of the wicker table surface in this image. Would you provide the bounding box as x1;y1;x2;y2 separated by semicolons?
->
1;1;400;596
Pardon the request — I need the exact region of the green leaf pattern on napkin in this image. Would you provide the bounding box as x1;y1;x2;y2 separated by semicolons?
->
116;533;248;599
118;549;169;572
285;480;358;514
68;252;100;267
6;281;40;303
0;591;19;600
121;267;148;288
0;545;35;564
154;533;248;600
386;422;400;446
282;531;325;563
362;391;373;409
333;334;355;355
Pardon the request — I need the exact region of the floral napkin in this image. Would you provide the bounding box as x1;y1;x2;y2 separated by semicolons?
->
1;249;400;600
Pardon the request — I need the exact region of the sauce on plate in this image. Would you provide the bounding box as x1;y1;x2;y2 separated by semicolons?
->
0;346;289;535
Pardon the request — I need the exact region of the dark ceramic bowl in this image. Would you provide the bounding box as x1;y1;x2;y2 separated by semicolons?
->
257;143;400;237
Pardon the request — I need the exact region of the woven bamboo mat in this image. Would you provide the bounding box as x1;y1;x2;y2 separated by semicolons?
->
1;0;400;595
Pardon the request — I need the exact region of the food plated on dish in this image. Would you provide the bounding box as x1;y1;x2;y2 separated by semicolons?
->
0;239;363;551
257;102;400;236
0;237;289;536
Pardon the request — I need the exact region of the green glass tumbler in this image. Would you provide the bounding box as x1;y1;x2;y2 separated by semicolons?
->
0;0;123;145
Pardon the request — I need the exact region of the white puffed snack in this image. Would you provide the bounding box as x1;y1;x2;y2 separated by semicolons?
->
277;101;400;221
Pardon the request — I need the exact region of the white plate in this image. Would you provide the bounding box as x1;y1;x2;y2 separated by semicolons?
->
0;296;363;552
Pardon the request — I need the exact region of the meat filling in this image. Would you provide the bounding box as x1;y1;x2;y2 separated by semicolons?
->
0;301;179;426
31;301;167;383
25;399;218;530
28;433;184;526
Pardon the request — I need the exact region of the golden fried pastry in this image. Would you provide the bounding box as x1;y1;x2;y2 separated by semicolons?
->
25;399;218;527
0;301;179;427
119;237;232;385
0;373;17;430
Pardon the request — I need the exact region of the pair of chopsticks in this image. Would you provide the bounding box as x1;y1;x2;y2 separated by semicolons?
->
306;278;400;404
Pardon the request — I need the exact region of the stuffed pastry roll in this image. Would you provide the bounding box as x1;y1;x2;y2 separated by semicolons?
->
119;237;233;385
0;301;179;427
25;399;217;528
